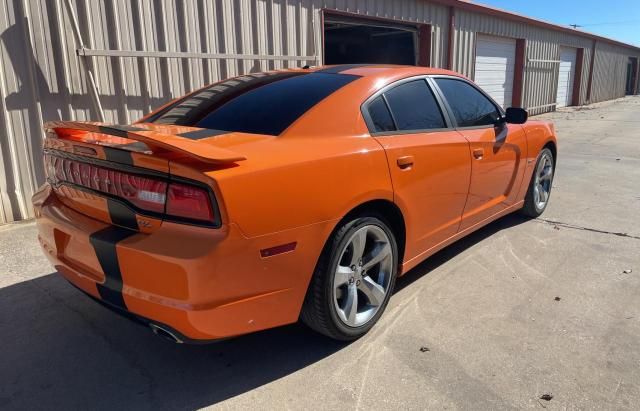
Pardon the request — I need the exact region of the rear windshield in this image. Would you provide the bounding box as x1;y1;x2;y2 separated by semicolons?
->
150;72;359;136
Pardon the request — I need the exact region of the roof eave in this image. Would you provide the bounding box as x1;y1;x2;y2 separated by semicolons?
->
427;0;640;52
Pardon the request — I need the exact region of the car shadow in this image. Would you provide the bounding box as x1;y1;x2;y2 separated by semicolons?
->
395;214;530;293
1;214;529;410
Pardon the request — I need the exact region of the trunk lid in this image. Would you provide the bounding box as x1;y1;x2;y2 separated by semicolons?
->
43;121;245;232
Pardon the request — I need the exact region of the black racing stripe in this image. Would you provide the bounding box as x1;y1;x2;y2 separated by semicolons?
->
315;64;371;74
98;125;147;138
107;199;139;230
114;141;150;152
103;146;134;166
98;125;139;164
178;128;229;140
89;226;137;309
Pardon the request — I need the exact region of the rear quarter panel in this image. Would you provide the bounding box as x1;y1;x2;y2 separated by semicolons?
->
209;135;393;238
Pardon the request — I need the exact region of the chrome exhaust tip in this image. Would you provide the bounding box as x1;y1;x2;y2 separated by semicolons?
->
149;323;183;344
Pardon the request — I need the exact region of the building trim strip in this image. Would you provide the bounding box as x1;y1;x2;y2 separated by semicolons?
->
77;48;318;62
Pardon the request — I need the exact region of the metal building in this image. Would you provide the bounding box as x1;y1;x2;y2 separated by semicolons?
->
1;0;639;224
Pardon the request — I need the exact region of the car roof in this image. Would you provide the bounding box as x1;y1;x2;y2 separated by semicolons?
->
304;64;467;80
142;64;471;139
271;64;470;138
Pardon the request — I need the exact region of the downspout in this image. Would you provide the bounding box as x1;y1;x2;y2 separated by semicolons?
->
447;6;455;70
63;0;105;121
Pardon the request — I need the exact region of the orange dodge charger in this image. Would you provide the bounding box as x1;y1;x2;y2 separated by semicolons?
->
33;65;557;342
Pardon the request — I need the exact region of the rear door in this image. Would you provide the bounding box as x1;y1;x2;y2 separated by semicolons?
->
431;77;527;230
363;77;471;262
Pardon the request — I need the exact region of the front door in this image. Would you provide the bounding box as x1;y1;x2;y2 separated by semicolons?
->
432;77;528;230
363;78;471;262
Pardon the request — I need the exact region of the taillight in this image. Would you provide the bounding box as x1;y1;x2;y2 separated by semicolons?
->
46;154;167;213
166;182;214;223
44;153;216;225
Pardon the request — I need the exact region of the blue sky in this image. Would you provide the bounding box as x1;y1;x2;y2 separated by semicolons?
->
476;0;640;46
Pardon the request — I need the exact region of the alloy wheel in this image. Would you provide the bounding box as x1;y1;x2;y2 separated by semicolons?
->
533;151;554;210
332;224;393;327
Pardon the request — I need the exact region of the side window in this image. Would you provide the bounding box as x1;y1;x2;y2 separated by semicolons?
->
383;80;446;131
434;78;501;127
367;96;395;132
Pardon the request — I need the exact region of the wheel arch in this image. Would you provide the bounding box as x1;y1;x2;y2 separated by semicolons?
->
517;124;558;202
330;199;407;267
543;139;557;165
299;198;407;336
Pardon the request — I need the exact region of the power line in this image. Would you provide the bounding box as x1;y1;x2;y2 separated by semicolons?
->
569;20;640;28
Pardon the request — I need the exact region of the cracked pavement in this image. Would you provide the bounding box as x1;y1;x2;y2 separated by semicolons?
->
1;96;639;410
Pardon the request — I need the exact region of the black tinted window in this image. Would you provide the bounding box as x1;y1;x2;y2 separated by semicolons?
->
367;96;395;132
435;78;501;127
150;72;296;125
153;73;358;136
383;80;445;131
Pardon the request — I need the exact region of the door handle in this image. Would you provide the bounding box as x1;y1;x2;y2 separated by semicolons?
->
472;148;484;160
397;155;414;170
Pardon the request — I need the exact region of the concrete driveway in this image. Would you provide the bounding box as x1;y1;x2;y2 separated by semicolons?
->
1;96;639;410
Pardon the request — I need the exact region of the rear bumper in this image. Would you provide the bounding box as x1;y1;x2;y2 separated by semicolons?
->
68;280;210;344
33;184;334;341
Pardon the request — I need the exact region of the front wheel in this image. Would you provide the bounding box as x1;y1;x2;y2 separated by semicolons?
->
301;216;398;341
521;148;554;217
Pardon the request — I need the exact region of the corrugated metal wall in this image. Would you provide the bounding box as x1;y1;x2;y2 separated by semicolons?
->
453;9;597;114
590;42;632;103
1;0;639;223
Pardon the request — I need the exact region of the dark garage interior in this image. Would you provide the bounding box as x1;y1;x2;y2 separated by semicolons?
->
324;17;417;65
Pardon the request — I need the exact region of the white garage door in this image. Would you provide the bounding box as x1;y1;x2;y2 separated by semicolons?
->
474;35;516;108
556;47;577;108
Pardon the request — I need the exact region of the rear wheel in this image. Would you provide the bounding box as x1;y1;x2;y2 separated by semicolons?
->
521;148;554;217
301;216;398;341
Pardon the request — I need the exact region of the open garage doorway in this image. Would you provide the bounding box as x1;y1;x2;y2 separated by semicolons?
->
323;14;418;65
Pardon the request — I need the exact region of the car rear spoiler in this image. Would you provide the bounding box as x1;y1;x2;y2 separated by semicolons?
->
44;121;246;164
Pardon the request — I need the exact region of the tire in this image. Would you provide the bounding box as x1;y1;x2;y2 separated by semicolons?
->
521;148;555;217
300;215;398;341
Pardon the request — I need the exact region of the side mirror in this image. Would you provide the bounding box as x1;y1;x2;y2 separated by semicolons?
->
505;107;528;124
